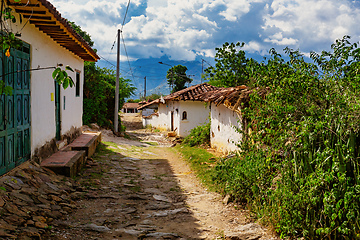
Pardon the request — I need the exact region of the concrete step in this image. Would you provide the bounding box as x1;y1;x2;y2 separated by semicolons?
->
40;151;86;177
67;132;101;158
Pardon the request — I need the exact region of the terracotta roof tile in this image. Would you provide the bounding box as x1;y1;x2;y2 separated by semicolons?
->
163;83;219;101
123;103;140;109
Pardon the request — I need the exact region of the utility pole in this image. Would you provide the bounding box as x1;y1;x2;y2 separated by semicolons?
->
144;76;146;99
114;29;121;133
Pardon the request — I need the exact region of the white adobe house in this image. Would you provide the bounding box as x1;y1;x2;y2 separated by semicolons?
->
210;103;242;153
0;0;99;175
139;83;218;137
201;86;251;154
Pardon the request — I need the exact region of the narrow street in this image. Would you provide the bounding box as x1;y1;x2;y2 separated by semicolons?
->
46;113;277;240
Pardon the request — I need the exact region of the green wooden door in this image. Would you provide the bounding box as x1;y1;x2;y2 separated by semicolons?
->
54;80;61;140
0;44;31;175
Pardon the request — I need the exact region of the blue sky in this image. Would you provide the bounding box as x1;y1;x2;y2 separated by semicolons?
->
51;0;360;96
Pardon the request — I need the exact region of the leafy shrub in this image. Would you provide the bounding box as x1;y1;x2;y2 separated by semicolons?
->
210;36;360;239
183;122;210;147
83;62;135;129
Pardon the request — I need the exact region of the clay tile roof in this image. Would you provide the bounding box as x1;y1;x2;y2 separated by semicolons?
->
8;0;99;62
200;85;270;112
138;83;219;110
164;83;219;101
123;103;140;109
137;98;161;110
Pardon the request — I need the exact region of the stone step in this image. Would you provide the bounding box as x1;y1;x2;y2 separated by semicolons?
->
40;151;86;177
66;132;101;158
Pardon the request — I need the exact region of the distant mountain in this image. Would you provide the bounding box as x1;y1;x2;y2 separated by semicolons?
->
97;55;213;99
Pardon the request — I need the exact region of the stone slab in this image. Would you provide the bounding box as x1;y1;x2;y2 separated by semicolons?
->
67;132;101;157
40;151;86;177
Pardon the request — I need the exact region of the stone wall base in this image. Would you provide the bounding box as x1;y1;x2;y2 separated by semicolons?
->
32;126;82;164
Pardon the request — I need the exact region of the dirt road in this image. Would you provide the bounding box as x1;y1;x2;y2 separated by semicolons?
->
49;114;277;239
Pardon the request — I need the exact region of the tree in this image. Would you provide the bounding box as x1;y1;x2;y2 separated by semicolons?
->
69;21;94;47
166;65;192;93
204;42;256;87
69;22;136;129
83;61;135;128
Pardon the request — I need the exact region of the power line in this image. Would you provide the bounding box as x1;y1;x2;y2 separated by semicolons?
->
120;31;136;84
121;0;131;31
97;53;116;68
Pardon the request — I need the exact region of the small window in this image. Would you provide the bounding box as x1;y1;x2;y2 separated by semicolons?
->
75;72;80;97
182;111;187;120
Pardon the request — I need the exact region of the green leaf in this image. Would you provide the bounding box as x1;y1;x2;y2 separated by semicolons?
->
52;68;61;79
68;76;74;87
65;65;74;72
63;78;69;89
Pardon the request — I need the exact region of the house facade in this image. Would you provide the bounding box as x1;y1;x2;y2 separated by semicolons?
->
201;86;249;154
210;103;242;153
139;83;218;137
0;0;99;175
122;102;139;113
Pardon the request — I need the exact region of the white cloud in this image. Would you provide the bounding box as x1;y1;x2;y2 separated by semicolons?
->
50;0;360;62
262;0;360;51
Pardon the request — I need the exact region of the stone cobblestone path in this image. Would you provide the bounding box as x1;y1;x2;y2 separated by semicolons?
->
0;126;278;239
46;129;278;240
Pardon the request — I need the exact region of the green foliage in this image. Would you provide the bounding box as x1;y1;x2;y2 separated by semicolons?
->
209;36;360;239
183;122;210;147
0;80;12;95
127;99;140;103
204;42;256;87
144;93;163;101
52;65;74;89
166;65;192;93
69;21;94;48
83;62;135;129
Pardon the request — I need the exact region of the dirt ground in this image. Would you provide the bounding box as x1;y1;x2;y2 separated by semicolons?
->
49;113;278;239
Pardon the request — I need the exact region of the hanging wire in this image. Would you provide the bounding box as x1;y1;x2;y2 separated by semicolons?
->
120;31;135;80
121;0;131;31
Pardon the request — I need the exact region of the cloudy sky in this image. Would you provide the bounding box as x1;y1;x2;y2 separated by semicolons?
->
51;0;360;95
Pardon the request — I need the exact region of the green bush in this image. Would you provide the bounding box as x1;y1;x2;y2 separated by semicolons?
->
183;122;210;147
210;36;360;239
83;62;135;129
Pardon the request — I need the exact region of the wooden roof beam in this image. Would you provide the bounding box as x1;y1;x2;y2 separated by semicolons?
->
14;9;45;14
23;15;52;20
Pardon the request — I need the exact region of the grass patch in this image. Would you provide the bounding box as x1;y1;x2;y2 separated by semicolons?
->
97;142;115;153
174;145;219;191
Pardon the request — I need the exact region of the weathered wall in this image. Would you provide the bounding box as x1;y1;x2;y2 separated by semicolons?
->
210;103;242;153
18;22;84;155
141;101;210;137
176;101;210;137
141;108;156;117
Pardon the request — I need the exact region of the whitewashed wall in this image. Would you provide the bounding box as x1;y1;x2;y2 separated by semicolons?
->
142;103;169;130
142;100;210;137
210;103;242;153
18;23;84;154
141;108;156;117
176;101;209;137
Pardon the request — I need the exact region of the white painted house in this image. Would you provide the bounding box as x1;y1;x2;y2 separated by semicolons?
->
139;83;219;137
210;103;242;153
0;0;99;175
203;86;264;154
